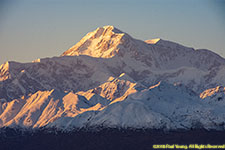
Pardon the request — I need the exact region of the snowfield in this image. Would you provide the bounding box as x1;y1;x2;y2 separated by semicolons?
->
0;25;225;130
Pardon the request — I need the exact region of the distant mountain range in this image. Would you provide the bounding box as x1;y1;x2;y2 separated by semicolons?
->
0;25;225;130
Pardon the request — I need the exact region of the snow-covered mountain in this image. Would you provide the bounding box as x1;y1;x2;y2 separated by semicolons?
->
0;25;225;130
48;81;225;130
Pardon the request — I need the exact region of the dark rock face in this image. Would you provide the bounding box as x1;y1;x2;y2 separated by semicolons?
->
1;128;225;150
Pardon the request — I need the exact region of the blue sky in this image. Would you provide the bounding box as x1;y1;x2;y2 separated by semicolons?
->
0;0;225;64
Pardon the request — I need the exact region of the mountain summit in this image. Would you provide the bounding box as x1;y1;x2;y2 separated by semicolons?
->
62;25;130;58
0;25;225;130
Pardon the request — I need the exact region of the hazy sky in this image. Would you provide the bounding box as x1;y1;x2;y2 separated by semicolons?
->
0;0;225;65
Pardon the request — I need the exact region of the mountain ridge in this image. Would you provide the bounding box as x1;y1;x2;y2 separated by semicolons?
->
0;25;225;130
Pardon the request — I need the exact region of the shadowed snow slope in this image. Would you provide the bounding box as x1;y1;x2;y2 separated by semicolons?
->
0;25;225;130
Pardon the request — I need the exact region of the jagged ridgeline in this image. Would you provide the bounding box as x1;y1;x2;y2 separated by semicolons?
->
0;25;225;130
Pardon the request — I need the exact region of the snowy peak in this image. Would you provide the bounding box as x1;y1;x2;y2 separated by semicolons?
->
61;25;130;58
61;25;225;71
102;25;124;34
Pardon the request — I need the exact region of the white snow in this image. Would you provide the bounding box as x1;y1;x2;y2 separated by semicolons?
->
1;25;225;130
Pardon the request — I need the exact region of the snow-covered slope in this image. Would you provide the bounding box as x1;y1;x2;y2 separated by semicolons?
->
61;25;127;58
62;25;225;91
1;89;109;128
49;82;225;130
0;25;225;130
0;74;139;128
1;26;225;101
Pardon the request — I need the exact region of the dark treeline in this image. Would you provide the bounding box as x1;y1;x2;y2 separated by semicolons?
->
1;127;225;150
